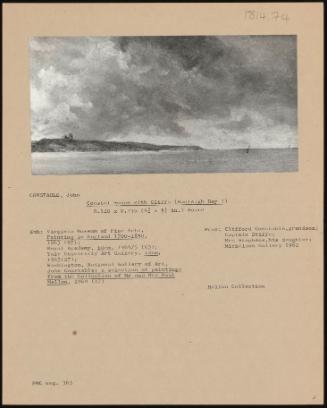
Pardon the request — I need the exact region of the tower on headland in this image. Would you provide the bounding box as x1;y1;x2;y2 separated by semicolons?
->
63;133;74;140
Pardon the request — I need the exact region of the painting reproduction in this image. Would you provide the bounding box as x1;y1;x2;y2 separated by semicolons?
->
30;36;297;174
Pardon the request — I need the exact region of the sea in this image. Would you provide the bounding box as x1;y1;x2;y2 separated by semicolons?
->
32;148;298;175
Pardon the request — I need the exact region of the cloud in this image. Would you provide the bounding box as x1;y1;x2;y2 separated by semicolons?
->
30;36;297;148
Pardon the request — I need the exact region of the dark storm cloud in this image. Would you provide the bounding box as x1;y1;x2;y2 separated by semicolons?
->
30;36;297;148
114;35;296;112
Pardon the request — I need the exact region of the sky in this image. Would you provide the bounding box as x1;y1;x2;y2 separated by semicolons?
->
30;36;297;149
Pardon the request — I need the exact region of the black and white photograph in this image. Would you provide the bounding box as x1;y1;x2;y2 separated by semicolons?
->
30;36;297;175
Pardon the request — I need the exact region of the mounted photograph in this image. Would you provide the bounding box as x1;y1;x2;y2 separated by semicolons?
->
30;36;297;175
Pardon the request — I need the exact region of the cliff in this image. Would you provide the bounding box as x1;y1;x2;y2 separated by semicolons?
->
32;138;203;152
